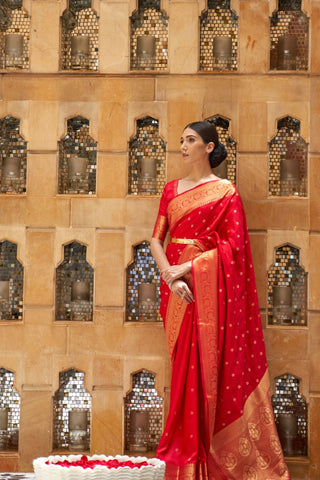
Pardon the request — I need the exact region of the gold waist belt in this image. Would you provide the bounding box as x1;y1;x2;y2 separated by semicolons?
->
171;238;196;245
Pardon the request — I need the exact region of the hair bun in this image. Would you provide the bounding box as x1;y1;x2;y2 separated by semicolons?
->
209;142;228;169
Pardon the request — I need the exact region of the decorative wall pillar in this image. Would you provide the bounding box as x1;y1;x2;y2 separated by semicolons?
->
0;116;27;195
55;241;94;322
58;116;97;195
124;370;163;453
267;244;307;326
53;369;91;450
0;0;30;70
268;116;307;197
126;241;161;323
128;116;166;196
200;0;238;72
60;0;99;71
207;115;237;183
270;0;309;71
130;0;168;71
0;368;20;451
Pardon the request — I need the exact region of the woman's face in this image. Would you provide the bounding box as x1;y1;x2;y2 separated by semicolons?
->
180;127;214;165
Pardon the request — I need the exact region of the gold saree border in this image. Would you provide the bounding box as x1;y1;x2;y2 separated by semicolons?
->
153;214;168;241
164;461;209;480
211;370;271;446
193;249;219;442
209;370;291;480
165;293;187;363
165;244;200;362
163;373;290;479
168;181;235;231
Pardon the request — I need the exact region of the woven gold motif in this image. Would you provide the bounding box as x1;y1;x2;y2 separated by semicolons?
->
256;450;271;470
221;451;237;470
248;422;261;442
270;434;282;454
239;437;252;457
260;407;274;426
243;465;258;480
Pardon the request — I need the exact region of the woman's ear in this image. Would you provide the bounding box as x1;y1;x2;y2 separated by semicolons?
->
206;142;215;154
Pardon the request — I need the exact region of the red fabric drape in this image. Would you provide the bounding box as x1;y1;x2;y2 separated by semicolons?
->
152;180;290;480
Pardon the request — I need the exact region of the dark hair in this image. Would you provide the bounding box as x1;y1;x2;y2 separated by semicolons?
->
184;121;228;168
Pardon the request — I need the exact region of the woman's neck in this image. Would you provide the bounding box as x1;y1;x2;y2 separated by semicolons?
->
177;166;220;195
184;164;217;184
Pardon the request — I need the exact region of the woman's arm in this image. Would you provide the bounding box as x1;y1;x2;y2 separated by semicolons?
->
150;237;194;303
161;261;192;286
150;237;171;273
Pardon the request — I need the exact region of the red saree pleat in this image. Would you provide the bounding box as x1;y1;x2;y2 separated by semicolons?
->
153;180;291;480
157;246;208;471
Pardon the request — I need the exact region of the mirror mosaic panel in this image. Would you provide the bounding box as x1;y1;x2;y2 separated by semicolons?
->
58;116;97;195
267;244;307;326
0;116;27;194
126;241;161;323
60;6;99;71
124;369;163;453
0;240;23;321
128;116;166;196
200;0;238;72
55;241;94;322
130;0;168;71
0;367;20;450
269;116;307;197
270;3;308;71
53;369;91;450
272;373;307;456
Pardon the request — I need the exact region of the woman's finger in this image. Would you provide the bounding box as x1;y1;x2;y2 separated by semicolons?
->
180;286;194;303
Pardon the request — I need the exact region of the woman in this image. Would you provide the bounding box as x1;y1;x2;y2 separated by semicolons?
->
150;121;290;480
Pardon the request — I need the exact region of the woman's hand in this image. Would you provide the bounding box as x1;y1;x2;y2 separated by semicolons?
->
169;279;194;304
161;261;191;286
150;238;193;303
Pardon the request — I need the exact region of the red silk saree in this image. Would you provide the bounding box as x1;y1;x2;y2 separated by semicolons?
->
152;179;290;480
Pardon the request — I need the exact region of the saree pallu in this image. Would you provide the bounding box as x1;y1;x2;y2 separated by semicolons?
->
152;180;290;480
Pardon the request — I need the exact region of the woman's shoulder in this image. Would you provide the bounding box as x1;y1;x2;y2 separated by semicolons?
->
163;179;179;196
220;180;244;207
165;179;179;188
214;178;237;195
